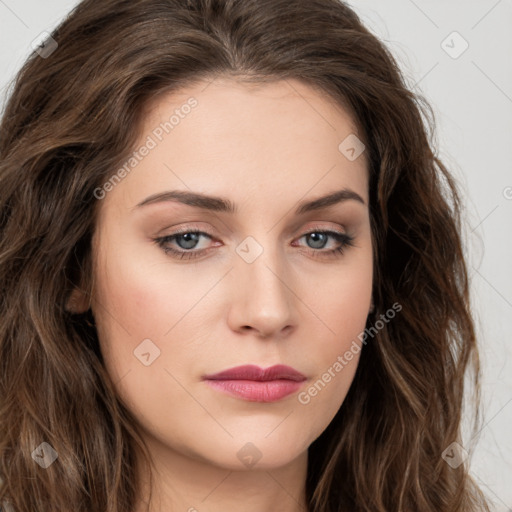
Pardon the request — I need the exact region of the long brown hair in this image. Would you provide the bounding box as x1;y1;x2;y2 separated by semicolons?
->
0;0;491;510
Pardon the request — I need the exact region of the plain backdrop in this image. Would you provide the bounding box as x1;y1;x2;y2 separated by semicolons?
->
1;1;511;510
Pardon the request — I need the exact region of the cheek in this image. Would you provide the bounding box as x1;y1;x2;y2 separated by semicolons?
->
94;241;205;339
297;254;372;413
91;248;205;422
91;235;223;401
307;253;372;344
297;280;368;434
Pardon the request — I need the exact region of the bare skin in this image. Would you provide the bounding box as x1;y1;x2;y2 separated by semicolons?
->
69;77;373;512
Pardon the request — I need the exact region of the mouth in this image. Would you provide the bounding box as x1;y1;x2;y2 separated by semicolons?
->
202;364;307;403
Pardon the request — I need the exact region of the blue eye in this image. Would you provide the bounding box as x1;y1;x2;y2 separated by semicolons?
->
154;230;213;260
295;230;355;259
154;229;355;261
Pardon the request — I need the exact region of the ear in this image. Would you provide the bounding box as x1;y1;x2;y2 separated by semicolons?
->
369;299;375;314
65;287;90;314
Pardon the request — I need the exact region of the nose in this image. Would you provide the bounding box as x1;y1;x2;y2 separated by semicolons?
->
226;241;297;339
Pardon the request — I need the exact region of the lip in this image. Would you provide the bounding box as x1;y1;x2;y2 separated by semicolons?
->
202;364;307;403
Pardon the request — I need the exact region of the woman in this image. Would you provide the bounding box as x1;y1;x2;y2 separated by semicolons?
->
0;0;492;510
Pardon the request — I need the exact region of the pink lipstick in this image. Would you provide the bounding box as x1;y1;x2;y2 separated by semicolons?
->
202;364;307;402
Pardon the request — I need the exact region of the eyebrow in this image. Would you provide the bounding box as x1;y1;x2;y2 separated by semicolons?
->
134;188;366;214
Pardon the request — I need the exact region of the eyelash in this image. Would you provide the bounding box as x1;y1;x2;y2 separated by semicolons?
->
154;227;355;261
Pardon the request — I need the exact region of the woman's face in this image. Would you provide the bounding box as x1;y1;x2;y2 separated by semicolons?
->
87;77;372;470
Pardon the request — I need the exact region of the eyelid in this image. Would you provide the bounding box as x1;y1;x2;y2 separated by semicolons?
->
301;222;347;236
156;221;349;244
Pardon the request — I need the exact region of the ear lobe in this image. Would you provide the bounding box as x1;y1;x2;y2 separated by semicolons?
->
65;287;90;314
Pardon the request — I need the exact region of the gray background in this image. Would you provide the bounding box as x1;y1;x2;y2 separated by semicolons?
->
1;1;511;510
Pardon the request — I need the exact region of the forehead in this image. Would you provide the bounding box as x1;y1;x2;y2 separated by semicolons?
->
104;77;369;214
142;77;363;153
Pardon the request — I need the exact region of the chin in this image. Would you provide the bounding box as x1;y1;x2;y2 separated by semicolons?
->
205;437;308;472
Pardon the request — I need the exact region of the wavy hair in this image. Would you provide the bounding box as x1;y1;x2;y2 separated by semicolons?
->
0;0;491;510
